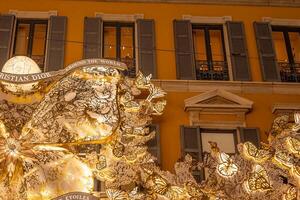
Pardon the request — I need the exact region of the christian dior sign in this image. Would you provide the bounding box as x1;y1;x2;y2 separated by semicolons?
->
0;58;127;84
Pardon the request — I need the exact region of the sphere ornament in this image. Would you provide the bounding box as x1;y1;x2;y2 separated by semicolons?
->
1;56;41;93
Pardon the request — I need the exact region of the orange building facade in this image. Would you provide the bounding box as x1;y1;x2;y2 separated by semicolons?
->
0;0;300;175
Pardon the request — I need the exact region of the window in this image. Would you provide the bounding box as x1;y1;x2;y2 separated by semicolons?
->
103;22;135;77
272;26;300;82
192;24;228;80
181;126;237;182
13;19;48;71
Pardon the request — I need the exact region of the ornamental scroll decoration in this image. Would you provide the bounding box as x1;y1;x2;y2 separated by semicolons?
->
0;57;299;200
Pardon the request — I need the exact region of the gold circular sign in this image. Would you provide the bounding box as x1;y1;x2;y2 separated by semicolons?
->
1;56;41;93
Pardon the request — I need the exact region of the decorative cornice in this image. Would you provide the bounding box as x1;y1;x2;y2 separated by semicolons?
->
184;90;251;127
182;15;232;24
95;12;144;21
272;103;300;114
8;10;57;19
75;0;300;7
262;17;300;26
152;79;300;95
184;89;253;111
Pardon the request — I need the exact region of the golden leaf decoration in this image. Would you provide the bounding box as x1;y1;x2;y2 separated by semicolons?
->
286;137;300;157
106;189;128;200
283;187;297;200
242;142;270;163
244;165;272;193
217;152;238;178
273;151;294;169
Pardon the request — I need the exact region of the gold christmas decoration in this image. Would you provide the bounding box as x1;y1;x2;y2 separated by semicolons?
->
0;57;298;200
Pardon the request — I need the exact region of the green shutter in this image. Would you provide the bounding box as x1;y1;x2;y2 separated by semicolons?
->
0;15;15;69
137;19;157;78
147;124;161;164
180;125;204;181
239;127;261;147
45;16;67;71
227;21;251;81
83;17;102;59
173;20;196;80
254;22;280;82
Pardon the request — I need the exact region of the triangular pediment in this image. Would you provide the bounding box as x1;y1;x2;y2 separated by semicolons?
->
184;89;253;111
200;95;238;105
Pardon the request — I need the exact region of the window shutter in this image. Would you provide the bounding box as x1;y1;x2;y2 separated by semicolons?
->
173;20;195;80
180;126;204;181
254;22;280;82
83;17;102;59
227;21;251;81
0;15;15;70
239;127;261;147
45;16;67;72
137;19;156;78
147;124;161;164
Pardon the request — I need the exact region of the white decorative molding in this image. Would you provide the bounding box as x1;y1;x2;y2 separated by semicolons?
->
184;89;253;127
185;89;253;111
262;17;300;26
95;13;144;22
9;10;57;19
192;120;245;129
272;103;300;114
152;79;300;95
182;15;232;24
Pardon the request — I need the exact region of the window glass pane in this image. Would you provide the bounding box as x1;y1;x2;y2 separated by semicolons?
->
103;26;116;59
32;24;47;67
289;32;300;63
192;29;206;61
209;29;224;62
120;26;134;68
201;132;236;154
272;31;289;62
14;23;30;55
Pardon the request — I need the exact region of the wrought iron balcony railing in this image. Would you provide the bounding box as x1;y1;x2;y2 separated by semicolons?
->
195;60;229;81
278;62;300;82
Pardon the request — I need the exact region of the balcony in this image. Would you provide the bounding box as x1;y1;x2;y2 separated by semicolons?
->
279;62;300;82
195;60;229;81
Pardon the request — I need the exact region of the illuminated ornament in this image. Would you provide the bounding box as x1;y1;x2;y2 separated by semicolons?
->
242;142;270;163
291;166;300;186
292;112;300;131
244;165;271;193
1;56;41;93
0;120;94;199
106;189;128;200
147;174;185;199
283;187;297;200
216;152;238;178
286;137;300;157
185;182;203;198
273;151;294;169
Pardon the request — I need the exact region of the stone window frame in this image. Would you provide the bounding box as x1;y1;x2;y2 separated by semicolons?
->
95;13;144;75
182;15;234;81
8;10;58;64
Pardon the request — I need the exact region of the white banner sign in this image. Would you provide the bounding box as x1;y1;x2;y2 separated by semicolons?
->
0;59;127;84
